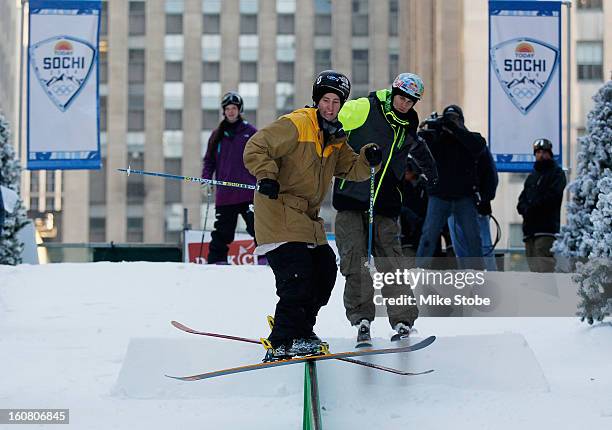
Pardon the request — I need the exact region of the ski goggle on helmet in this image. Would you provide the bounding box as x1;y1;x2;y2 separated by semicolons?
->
392;73;424;102
221;91;244;113
533;138;553;155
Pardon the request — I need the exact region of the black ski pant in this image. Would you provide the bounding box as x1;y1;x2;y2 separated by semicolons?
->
266;242;337;348
207;202;255;264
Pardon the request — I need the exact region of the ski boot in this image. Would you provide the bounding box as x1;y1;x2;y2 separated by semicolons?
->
390;321;413;342
289;337;329;357
266;315;329;354
355;319;372;348
261;338;295;362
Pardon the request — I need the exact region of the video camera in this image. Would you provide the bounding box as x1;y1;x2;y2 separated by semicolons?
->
418;111;446;142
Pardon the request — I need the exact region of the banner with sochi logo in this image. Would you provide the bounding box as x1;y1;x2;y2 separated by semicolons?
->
488;1;562;172
27;0;101;170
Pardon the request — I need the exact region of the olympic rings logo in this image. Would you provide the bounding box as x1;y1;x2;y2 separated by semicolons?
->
512;88;537;98
52;85;74;96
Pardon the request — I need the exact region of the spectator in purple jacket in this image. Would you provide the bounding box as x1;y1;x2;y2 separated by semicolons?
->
202;91;257;264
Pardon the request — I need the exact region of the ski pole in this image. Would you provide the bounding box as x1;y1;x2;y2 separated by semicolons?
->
117;167;257;190
366;166;376;274
198;185;212;262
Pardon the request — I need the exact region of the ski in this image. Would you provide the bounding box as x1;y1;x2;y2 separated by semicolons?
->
171;320;431;376
166;335;436;381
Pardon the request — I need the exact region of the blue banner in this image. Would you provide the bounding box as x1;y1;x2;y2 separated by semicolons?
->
488;1;562;172
27;0;101;170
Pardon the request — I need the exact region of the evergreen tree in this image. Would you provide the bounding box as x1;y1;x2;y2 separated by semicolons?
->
0;111;28;265
553;80;612;323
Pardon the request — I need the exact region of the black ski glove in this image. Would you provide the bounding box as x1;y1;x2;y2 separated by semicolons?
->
257;178;280;200
477;200;492;216
364;143;382;167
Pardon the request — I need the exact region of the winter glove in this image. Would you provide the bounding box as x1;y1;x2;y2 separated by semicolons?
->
256;178;280;200
364;143;383;167
477;200;492;216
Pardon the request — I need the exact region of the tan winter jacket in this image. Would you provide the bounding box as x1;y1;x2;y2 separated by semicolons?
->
244;107;376;246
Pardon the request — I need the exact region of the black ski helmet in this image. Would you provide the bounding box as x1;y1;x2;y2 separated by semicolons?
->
533;138;553;156
221;91;244;113
312;70;351;106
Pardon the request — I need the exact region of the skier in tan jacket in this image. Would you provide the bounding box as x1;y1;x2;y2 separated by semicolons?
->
244;70;382;361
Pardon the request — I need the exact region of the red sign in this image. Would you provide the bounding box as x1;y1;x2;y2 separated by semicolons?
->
187;239;261;265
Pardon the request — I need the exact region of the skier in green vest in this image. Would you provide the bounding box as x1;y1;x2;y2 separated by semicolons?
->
332;73;438;346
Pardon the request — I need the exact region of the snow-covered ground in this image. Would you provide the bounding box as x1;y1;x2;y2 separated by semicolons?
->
0;262;610;429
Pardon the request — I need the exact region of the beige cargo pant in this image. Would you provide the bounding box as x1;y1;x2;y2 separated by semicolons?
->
335;211;419;328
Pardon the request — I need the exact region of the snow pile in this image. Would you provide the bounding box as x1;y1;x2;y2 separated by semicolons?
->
1;262;611;429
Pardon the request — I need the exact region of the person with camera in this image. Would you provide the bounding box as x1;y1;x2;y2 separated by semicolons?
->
448;142;499;270
517;138;566;273
243;70;382;360
332;73;437;345
202;91;257;264
416;104;486;269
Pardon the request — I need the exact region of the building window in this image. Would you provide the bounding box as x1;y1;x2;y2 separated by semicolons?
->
202;0;221;14
89;160;106;205
165;35;184;61
164;159;182;203
202;109;220;130
240;61;258;82
165;61;183;82
240;14;258;34
128;49;145;83
127;217;144;242
129;1;146;36
99;51;108;84
202;61;220;81
202;35;221;61
203;14;221;34
352;49;369;84
100;2;108;36
166;14;183;34
89;218;106;242
314;0;332;36
240;0;259;13
239;35;259;61
389;52;399;84
100;96;107;131
165;109;183;130
276;0;296;14
128;104;145;132
243;109;257;127
201;82;221;109
577;41;603;81
126;156;144;205
576;0;602;9
389;0;398;36
352;0;369;37
276;35;295;62
277;14;295;34
164;83;184;109
276;82;294;114
315;0;331;13
239;82;259;110
277;62;294;82
165;0;184;14
163;131;183;158
315;49;331;74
